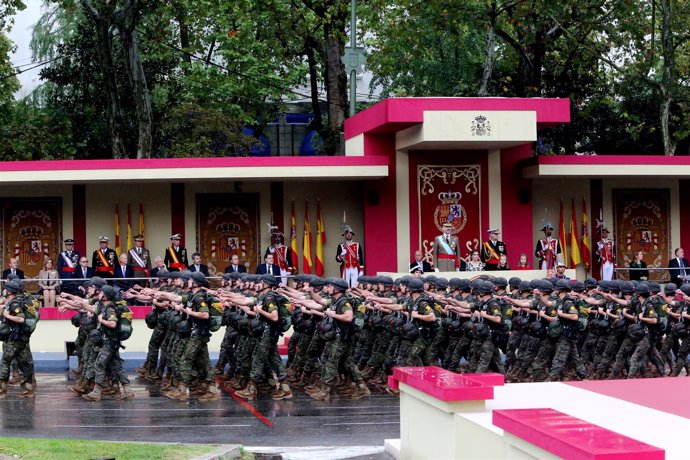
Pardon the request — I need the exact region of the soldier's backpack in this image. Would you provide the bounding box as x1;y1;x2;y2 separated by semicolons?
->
267;292;292;333
115;300;133;341
347;295;366;334
206;294;225;332
21;295;41;336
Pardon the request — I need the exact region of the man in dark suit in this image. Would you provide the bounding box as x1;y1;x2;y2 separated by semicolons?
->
256;253;281;276
112;253;135;291
72;256;95;296
224;254;247;274
2;258;24;279
669;247;689;286
409;250;433;273
189;252;210;276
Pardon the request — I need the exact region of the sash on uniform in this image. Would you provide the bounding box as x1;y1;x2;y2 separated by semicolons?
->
168;247;186;270
483;241;500;264
344;242;359;268
61;252;75;272
274;245;291;272
96;250;113;273
438;237;454;255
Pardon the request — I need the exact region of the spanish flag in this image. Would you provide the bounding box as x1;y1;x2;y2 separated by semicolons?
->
126;203;134;250
114;203;121;255
559;199;569;267
139;203;145;245
290;201;299;270
315;200;326;276
581;198;591;271
303;201;312;274
570;198;581;268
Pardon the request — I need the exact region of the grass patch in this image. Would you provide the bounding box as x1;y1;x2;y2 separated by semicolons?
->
0;437;217;460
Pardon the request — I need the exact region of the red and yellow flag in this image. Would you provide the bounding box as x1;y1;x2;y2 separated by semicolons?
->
139;203;145;244
114;203;121;255
126;203;134;250
315;200;326;276
559;199;569;267
290;201;299;270
570;199;581;268
581;198;591;271
302;201;312;274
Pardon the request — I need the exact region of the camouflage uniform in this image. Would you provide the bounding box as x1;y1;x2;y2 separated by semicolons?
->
548;296;588;380
0;296;34;384
628;297;658;378
467;297;506;374
179;291;214;386
320;295;361;386
249;292;287;382
93;302;129;387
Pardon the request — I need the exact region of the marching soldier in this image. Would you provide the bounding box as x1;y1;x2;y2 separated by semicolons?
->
481;228;507;271
433;222;463;272
164;234;188;272
127;234;151;284
335;226;364;288
91;236;117;278
58;238;81;295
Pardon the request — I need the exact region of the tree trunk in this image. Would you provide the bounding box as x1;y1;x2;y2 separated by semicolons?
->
660;0;676;155
305;38;323;131
478;6;496;97
323;8;348;132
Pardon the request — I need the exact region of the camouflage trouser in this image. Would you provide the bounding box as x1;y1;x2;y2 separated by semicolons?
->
82;339;99;381
660;331;678;368
596;333;625;374
216;326;238;371
611;336;636;375
513;333;539;375
0;339;33;383
580;330;600;364
448;335;473;371
591;333;610;369
172;336;190;380
396;339;413;366
383;336;402;374
549;338;587;380
468;337;504;374
180;334;213;385
354;327;376;367
158;330;176;373
427;328;447;365
144;325;167;371
94;340;129;386
366;330;394;370
530;337;557;381
303;334;327;375
505;328;524;369
629;336;652;378
236;335;258;378
291;332;313;372
442;335;461;369
249;329;285;382
407;336;433;367
286;331;302;368
75;327;87;361
671;336;690;376
321;338;360;385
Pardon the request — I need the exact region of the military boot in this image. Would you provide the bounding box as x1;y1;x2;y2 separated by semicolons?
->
272;383;293;400
310;384;332;401
222;371;233;382
82;384;103;401
8;372;21;385
116;384;135;401
69;378;88;395
305;380;325;396
235;381;258;401
159;375;174;391
351;381;371;400
173;383;189;401
304;374;320;392
360;366;375;380
135;366;148;377
0;381;7;399
290;372;308;389
17;383;35;398
198;384;221;401
164;382;183;399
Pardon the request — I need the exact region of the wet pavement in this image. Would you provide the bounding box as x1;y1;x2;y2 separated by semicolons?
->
0;373;400;449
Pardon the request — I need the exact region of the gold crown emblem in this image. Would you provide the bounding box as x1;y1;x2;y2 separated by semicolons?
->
438;191;462;204
630;216;653;229
216;222;241;235
475;115;487;123
20;226;43;238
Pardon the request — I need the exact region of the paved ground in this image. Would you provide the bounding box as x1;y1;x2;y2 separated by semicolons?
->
0;373;400;454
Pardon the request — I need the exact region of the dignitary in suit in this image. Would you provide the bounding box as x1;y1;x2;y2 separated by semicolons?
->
433;222;463;272
57;238;80;294
481;228;507;271
256;253;281;277
535;222;561;271
150;256;166;278
91;236;117;278
2;258;24;280
669;248;689;286
224;254;247;274
73;257;95;296
409;250;433;273
628;250;649;282
189;252;210;276
164;234;188;272
595;227;616;281
112;253;135;291
127;234;151;283
335;225;364;287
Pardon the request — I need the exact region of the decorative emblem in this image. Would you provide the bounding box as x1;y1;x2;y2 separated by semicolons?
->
434;191;467;233
471;115;491;136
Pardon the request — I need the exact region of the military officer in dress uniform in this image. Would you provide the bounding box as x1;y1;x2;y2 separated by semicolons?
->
335;226;364;288
127;234;151;286
91;236;117;278
164;234;188;272
265;230;294;286
433;222;462;272
535;222;561;271
58;238;81;295
596;227;616;281
481;228;507;271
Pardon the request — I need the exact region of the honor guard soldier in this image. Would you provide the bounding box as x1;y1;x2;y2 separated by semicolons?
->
58;238;81;295
335;226;364;288
91;236;117;278
535;222;561;271
596;227;616;281
164;234;188;272
265;229;295;285
481;228;507;271
433;222;462;272
127;234;151;284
